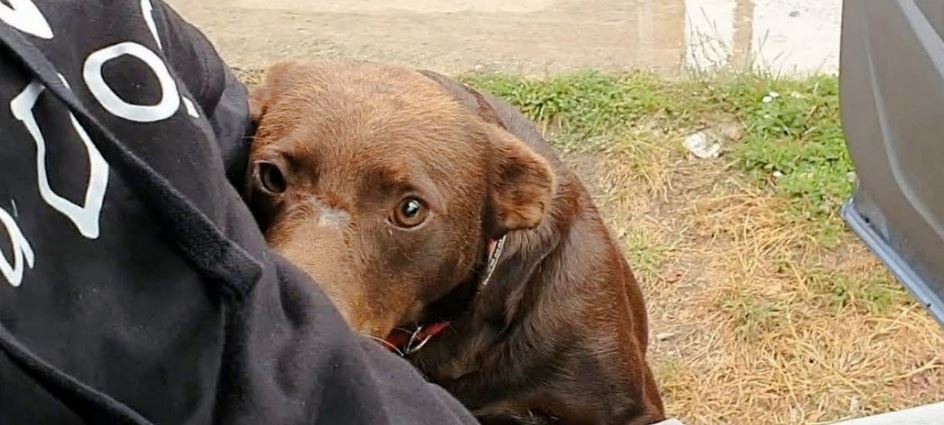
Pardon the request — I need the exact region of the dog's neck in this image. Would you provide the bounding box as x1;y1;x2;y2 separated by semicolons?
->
471;219;565;333
382;234;508;355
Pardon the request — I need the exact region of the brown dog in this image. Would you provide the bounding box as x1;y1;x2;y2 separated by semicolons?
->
247;60;665;425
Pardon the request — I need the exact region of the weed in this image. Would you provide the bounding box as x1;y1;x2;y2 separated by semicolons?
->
654;359;692;397
805;270;910;316
719;287;795;341
624;230;666;283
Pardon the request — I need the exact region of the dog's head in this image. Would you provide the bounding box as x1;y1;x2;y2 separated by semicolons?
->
247;61;555;338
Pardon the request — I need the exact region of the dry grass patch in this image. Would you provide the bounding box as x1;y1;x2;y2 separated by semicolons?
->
594;137;942;425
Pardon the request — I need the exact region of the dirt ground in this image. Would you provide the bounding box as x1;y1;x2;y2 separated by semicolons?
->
167;0;686;75
166;0;840;76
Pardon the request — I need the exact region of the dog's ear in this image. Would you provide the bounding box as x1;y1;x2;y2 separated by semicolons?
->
249;61;301;123
486;126;556;237
417;70;556;235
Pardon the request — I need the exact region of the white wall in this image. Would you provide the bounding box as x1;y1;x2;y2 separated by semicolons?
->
684;0;842;75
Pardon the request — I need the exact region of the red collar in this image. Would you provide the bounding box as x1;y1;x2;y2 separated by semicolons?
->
382;236;507;355
382;321;451;355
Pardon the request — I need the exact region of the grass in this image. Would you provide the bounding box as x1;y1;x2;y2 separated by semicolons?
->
624;230;669;283
239;67;943;424
465;73;852;245
461;71;944;425
729;77;852;246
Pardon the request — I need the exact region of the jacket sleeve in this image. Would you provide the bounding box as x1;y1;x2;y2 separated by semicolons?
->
149;3;254;191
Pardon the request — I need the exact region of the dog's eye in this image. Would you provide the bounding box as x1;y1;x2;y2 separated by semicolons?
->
392;197;429;228
257;162;287;194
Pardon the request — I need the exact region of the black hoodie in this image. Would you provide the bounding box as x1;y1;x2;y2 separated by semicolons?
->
0;1;478;424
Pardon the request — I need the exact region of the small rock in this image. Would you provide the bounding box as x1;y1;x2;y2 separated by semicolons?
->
656;332;677;342
662;271;683;284
683;132;722;159
773;171;784;178
848;397;863;416
789;10;801;18
847;171;858;183
719;123;743;142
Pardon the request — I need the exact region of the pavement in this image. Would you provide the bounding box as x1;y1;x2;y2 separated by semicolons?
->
165;0;842;76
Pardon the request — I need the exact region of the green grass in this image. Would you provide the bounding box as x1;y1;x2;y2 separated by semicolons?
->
718;286;797;341
462;73;667;136
716;268;909;341
717;267;910;342
722;77;852;245
654;359;690;394
623;230;667;283
464;72;851;246
805;269;910;316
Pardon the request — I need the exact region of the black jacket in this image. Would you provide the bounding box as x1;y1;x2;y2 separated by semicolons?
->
0;1;477;424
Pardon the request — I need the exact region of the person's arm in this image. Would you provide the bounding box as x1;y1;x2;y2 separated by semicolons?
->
147;4;254;190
